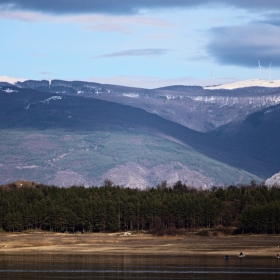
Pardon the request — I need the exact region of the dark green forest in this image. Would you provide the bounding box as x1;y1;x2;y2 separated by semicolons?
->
1;181;280;234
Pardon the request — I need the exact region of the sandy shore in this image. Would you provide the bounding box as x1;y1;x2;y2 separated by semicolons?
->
0;232;280;256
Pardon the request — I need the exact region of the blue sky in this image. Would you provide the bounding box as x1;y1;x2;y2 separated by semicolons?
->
1;0;280;88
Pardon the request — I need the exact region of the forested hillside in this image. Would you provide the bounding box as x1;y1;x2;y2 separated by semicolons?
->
1;182;280;234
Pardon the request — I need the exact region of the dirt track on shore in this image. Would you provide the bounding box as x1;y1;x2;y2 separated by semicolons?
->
0;232;280;256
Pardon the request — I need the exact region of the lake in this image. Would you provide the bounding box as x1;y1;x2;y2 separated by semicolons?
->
0;254;280;279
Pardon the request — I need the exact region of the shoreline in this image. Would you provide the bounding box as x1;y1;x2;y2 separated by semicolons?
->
1;232;280;256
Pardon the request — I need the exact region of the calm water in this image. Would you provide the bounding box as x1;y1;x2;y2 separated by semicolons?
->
0;254;280;279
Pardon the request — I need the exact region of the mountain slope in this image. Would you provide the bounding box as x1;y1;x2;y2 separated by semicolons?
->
210;103;280;175
0;86;262;188
0;86;270;175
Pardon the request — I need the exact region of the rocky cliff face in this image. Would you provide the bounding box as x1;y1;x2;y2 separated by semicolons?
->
16;80;50;92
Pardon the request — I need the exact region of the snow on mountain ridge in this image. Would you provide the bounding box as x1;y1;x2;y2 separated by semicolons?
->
265;171;280;187
204;79;280;90
2;76;280;91
0;76;26;84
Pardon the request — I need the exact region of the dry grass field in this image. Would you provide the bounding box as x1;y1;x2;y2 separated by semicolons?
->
0;231;280;257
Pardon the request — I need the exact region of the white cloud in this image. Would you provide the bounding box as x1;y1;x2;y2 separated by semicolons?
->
0;8;50;21
95;49;170;58
0;75;26;83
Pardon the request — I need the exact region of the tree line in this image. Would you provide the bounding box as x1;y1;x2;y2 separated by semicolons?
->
0;180;280;234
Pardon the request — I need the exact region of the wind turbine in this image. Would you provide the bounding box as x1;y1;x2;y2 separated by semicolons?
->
208;68;216;88
268;62;272;82
258;60;264;80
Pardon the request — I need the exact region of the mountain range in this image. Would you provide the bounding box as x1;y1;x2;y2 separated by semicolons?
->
0;78;280;188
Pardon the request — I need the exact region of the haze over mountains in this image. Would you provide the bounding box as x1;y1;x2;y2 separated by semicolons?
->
0;78;280;188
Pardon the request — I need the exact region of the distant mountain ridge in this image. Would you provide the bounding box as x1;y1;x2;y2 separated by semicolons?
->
11;79;280;133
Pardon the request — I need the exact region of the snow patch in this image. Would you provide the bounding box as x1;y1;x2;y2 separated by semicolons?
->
2;88;18;93
26;96;62;109
41;96;62;104
159;94;183;100
188;95;280;106
204;79;280;90
123;93;139;98
16;165;38;169
265;171;280;187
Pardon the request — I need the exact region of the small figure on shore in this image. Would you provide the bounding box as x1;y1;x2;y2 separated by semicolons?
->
225;255;230;259
276;253;280;259
239;252;245;257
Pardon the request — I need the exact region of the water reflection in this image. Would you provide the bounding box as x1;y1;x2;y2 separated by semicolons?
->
0;254;280;279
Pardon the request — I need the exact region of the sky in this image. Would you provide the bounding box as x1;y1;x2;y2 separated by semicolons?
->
1;0;280;88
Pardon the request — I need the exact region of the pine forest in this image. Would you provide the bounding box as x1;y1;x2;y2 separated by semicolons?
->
1;181;280;235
